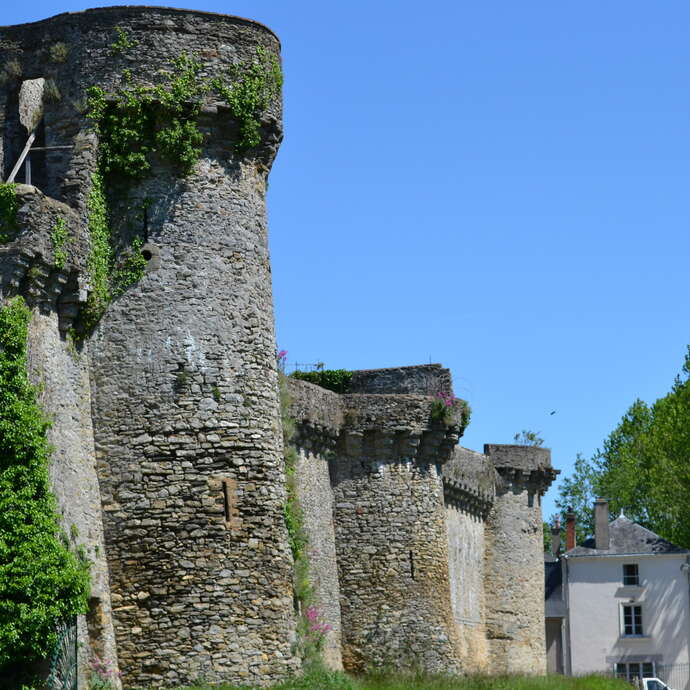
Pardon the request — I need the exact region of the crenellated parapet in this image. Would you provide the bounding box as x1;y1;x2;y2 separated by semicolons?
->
486;444;558;497
443;446;497;520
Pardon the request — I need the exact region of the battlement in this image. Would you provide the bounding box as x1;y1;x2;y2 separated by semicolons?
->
349;363;453;395
485;443;559;492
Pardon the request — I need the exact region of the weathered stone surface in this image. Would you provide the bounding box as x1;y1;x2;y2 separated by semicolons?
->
18;78;45;132
350;363;452;395
483;445;557;674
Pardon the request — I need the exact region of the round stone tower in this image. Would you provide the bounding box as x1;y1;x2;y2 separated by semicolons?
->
483;444;558;675
0;7;293;687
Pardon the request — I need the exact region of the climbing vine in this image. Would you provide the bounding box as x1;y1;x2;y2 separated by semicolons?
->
109;26;138;56
112;236;147;297
81;172;113;333
0;296;90;671
212;46;283;152
86;54;207;178
0;182;19;244
50;217;68;269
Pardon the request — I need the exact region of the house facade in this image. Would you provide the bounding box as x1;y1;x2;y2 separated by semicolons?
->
556;500;690;687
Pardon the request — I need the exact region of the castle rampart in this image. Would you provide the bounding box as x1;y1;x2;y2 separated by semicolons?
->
0;8;558;687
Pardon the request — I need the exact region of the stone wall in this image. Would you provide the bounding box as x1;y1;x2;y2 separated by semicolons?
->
29;311;118;688
287;378;344;670
350;363;452;396
443;447;496;673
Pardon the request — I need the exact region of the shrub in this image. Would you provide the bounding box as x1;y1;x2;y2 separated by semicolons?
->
290;369;353;394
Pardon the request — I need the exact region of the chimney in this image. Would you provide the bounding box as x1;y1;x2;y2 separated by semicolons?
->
594;498;610;550
565;508;576;551
551;516;561;556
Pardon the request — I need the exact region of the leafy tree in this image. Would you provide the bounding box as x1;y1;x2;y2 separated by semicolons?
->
513;429;544;447
555;452;597;545
556;347;690;549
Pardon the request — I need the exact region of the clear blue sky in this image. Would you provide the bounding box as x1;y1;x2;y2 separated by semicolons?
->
5;2;690;518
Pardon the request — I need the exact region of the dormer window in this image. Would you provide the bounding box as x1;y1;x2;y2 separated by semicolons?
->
623;563;640;586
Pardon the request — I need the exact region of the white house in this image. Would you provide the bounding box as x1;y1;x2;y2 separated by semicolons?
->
559;499;690;688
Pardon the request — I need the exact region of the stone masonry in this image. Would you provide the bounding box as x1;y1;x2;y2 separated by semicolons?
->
0;7;558;688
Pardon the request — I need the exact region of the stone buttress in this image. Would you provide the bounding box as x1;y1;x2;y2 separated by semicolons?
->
0;7;295;688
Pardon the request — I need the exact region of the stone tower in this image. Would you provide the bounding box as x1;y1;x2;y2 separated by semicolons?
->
0;7;294;687
483;444;557;674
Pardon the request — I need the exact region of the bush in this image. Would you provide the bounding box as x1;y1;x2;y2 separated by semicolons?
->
290;369;353;394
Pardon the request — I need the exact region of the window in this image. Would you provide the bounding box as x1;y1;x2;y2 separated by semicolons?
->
623;563;640;586
615;662;655;682
623;605;644;636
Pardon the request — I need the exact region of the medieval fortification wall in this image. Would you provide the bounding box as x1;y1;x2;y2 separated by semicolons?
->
0;7;557;688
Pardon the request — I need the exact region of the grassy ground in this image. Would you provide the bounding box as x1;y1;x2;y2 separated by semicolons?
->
171;668;631;690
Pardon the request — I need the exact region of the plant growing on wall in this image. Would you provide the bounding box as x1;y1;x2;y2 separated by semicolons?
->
50;217;69;269
291;369;353;394
429;391;472;433
279;367;332;667
0;183;19;244
212;46;283;152
0;296;90;671
80;36;282;333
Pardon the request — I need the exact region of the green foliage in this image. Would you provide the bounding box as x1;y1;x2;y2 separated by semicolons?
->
82;172;113;332
49;42;69;63
155;117;204;174
80;173;148;332
543;521;553;552
554;453;596;545
429;395;471;433
87;54;206;179
212;46;283;152
557;346;690;548
110;26;139;56
0;297;90;670
513;429;545;447
174;370;190;393
50;216;69;269
291;369;353;394
0;183;19;244
112;237;147;297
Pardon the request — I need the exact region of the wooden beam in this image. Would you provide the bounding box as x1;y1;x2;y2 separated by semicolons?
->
7;132;36;183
